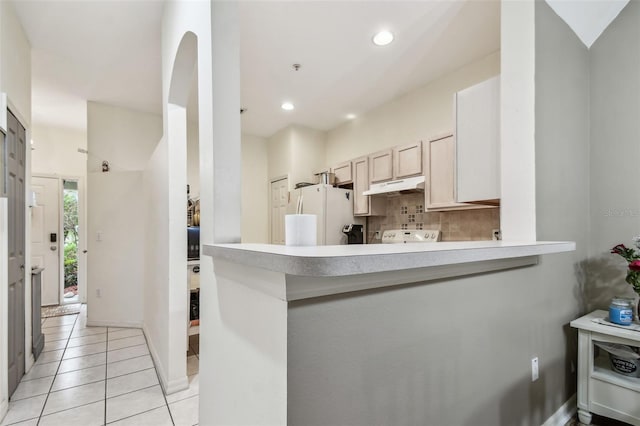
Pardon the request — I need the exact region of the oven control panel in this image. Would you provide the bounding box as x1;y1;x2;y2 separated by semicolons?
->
381;229;441;243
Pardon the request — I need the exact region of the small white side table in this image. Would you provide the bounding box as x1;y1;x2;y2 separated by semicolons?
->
570;310;640;426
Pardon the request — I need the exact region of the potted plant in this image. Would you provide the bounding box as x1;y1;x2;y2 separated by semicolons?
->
610;242;640;321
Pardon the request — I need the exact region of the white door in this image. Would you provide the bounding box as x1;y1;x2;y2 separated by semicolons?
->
270;178;288;244
31;176;61;306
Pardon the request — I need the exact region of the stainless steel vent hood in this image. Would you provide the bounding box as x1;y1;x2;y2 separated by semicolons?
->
363;176;425;196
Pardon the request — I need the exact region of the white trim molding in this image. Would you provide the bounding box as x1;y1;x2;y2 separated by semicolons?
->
542;394;577;426
143;324;189;395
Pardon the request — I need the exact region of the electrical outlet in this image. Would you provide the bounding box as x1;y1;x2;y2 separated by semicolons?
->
531;357;539;381
492;229;501;241
96;288;101;298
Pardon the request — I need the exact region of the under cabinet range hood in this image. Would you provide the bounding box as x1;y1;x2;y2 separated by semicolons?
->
363;176;425;196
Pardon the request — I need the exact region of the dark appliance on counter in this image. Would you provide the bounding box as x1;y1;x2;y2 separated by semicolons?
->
187;226;200;260
342;224;364;244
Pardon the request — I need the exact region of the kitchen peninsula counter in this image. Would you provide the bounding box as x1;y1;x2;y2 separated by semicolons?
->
203;240;575;300
202;240;575;425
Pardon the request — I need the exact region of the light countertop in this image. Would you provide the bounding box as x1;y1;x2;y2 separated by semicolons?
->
203;240;575;278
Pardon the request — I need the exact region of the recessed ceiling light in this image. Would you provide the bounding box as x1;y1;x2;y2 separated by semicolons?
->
346;114;356;120
372;30;394;46
281;102;295;111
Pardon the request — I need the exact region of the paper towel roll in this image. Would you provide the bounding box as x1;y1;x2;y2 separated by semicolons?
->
285;214;317;246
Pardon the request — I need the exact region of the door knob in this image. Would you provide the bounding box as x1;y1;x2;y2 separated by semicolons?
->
50;246;57;251
20;265;24;270
83;250;88;254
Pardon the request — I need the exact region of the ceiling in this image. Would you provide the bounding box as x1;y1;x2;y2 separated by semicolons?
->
13;0;501;138
12;0;164;131
545;0;629;48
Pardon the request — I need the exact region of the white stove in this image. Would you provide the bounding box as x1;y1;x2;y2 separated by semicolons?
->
381;229;441;243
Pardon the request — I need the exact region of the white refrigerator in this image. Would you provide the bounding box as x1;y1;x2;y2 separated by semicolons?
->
287;184;361;245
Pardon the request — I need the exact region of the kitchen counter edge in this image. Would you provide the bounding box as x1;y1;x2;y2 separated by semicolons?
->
203;240;576;278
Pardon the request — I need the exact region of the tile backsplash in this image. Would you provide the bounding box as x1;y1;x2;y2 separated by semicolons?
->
367;193;500;243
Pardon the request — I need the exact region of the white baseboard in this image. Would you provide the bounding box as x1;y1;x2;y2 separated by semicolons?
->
25;353;35;375
86;319;143;328
142;324;189;396
542;394;577;426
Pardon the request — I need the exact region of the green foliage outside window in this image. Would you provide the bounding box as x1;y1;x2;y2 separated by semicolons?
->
63;190;78;288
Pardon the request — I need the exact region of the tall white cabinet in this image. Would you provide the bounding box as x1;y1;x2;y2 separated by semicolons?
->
455;75;500;204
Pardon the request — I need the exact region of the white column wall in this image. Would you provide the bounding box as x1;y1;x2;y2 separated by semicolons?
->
142;136;171;390
157;0;242;397
500;0;537;241
241;134;269;243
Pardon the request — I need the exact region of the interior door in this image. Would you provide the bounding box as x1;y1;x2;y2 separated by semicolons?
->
7;110;26;397
31;176;60;306
270;178;288;244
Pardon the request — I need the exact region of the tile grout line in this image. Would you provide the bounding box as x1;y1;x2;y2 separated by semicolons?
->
102;403;167;426
36;312;80;425
143;331;176;426
28;350;151;383
104;326;109;426
107;366;156;381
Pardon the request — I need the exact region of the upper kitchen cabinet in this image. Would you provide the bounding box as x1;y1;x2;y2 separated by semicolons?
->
455;75;500;204
369;149;393;183
331;161;353;185
353;156;385;216
393;142;422;179
424;135;485;211
425;135;464;210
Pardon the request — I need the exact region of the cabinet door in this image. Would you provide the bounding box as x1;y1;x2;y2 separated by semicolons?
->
455;75;500;203
369;149;393;183
394;142;422;178
425;136;471;210
353;156;370;215
332;161;353;185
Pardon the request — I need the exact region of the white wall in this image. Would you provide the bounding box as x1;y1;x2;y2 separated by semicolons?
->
290;125;326;186
31;124;87;177
87;102;162;173
267;124;326;190
188;125;268;242
86;171;145;326
142;136;170;389
0;1;30;421
0;1;30;127
86;102;161;327
187;119;199;199
242;134;268;243
588;0;640;308
325;52;500;167
267;126;292;182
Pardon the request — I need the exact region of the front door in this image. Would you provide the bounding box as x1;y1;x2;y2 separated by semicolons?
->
7;110;26;397
31;176;60;306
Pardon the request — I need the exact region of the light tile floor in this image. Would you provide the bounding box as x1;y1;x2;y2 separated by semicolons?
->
1;305;200;426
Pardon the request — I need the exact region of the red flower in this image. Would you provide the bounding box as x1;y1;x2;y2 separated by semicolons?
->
629;260;640;271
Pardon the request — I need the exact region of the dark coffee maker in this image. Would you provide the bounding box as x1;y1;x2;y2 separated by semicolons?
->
342;224;364;244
